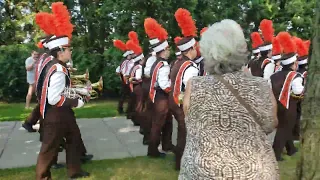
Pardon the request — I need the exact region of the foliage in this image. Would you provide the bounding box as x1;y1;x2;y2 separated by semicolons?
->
0;43;36;102
0;0;317;101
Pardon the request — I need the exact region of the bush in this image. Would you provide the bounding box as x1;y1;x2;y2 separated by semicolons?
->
72;46;124;98
0;44;36;102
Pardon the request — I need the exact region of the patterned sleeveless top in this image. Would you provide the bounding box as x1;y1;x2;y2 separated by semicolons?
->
179;71;279;180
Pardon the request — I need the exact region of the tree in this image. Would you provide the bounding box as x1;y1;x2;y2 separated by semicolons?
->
296;0;320;179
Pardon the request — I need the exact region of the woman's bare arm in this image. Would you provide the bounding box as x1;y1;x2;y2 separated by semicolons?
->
183;79;192;116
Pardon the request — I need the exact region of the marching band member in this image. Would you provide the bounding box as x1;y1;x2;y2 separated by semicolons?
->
142;18;168;145
171;36;183;66
22;38;51;133
192;27;208;76
272;36;283;72
270;32;304;161
169;8;199;170
126;40;145;129
296;39;310;81
247;32;263;72
125;31;141;124
250;19;275;80
114;40;134;114
35;2;89;179
147;18;174;158
294;38;310;140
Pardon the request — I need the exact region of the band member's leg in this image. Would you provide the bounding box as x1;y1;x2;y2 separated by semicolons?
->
22;103;41;132
64;109;89;178
140;81;152;144
161;112;174;152
126;90;137;124
118;83;127;114
141;100;152;145
132;85;143;126
285;140;297;156
36;113;63;179
272;127;287;161
148;93;169;157
293;102;301;140
170;105;186;170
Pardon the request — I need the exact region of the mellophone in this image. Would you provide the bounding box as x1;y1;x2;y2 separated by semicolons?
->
65;67;104;102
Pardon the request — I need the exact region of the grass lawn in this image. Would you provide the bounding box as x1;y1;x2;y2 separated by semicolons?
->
0;100;120;122
0;153;300;180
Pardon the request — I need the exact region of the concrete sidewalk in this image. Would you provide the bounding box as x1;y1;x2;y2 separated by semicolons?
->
0;117;177;169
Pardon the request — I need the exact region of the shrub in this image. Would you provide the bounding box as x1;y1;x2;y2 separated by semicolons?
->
0;44;36;102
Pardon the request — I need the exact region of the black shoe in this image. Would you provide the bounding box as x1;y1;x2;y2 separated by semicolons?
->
69;171;90;179
51;163;64;169
132;121;140;126
147;152;166;158
162;144;176;152
81;154;93;163
139;128;144;135
287;149;298;156
118;108;124;114
143;139;149;145
58;146;64;152
22;123;36;133
276;157;284;161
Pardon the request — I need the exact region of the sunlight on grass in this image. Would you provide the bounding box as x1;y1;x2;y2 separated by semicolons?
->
0;154;301;180
0;101;122;122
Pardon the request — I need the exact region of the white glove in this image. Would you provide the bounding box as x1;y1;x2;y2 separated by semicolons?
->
76;99;84;108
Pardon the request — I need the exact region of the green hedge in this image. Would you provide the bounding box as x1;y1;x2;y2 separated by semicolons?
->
0;44;124;102
0;44;36;102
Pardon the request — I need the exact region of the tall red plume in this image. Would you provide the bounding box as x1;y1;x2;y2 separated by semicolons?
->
294;37;308;57
174;8;197;37
250;32;263;49
259;19;274;43
35;13;56;35
174;36;182;45
126;40;142;54
200;27;208;36
128;31;139;45
277;32;296;54
304;40;310;52
113;40;127;51
272;37;281;55
37;41;44;49
51;2;73;38
144;18;168;41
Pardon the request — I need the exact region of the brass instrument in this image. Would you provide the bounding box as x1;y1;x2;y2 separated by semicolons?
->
91;76;103;92
70;69;103;100
71;69;89;86
62;81;91;103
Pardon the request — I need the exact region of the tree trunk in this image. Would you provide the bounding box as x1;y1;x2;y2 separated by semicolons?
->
296;1;320;179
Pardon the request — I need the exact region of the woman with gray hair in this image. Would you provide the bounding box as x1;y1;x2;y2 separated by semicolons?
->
179;19;279;180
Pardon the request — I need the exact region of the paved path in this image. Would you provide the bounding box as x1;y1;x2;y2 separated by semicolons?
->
0;117;178;169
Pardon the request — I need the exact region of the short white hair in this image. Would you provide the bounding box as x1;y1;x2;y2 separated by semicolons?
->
200;19;248;74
